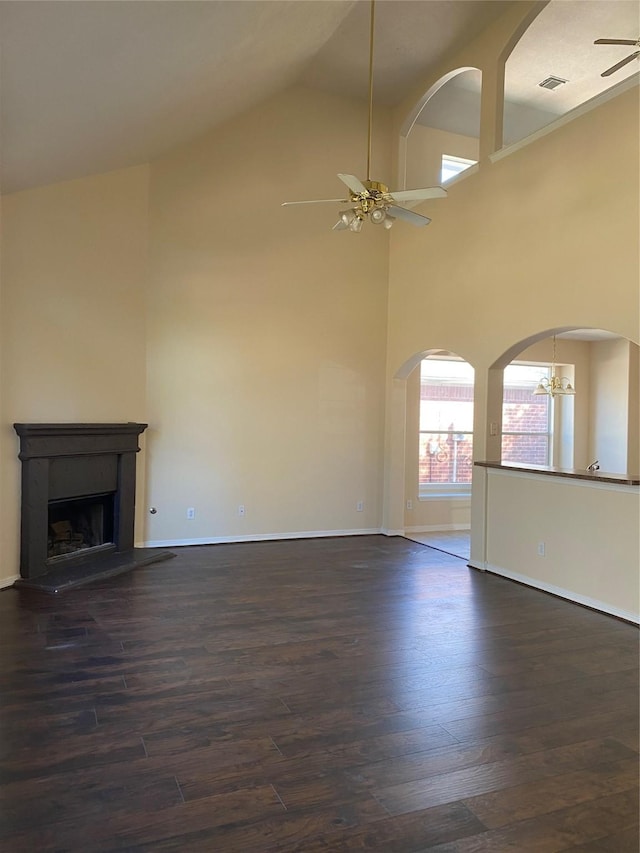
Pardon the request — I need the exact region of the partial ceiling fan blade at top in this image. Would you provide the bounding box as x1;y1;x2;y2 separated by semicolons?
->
389;187;448;202
601;51;640;76
387;204;431;227
337;173;368;194
594;38;638;45
282;198;349;206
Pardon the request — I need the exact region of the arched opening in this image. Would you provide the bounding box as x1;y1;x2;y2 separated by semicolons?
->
490;328;639;475
502;0;639;147
402;349;474;560
401;68;481;191
474;326;639;623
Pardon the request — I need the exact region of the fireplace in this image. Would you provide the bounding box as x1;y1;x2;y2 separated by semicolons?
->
48;493;115;559
14;423;172;592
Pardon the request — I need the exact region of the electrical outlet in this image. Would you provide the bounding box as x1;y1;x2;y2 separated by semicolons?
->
186;507;195;520
537;541;545;557
406;499;413;510
238;505;245;517
356;501;364;512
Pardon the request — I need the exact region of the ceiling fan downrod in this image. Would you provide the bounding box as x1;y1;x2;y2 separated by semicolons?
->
366;0;375;183
280;0;447;231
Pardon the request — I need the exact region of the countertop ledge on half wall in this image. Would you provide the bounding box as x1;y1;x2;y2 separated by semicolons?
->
474;461;640;487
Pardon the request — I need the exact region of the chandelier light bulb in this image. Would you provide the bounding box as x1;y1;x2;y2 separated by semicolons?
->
533;376;575;396
349;216;364;232
532;335;576;397
370;207;386;224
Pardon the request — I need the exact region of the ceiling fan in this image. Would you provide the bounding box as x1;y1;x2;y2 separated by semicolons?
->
594;37;640;77
282;0;447;232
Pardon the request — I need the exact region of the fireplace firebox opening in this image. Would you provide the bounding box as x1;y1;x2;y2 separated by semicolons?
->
48;493;115;561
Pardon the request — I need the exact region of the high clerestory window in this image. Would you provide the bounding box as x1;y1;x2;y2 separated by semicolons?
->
419;357;474;498
441;154;477;184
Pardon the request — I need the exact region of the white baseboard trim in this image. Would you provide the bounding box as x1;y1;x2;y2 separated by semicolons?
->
404;524;471;534
381;528;405;537
0;574;19;589
484;562;640;625
143;528;382;548
467;560;486;571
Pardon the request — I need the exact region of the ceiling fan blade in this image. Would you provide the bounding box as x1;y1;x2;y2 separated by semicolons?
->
601;51;640;76
282;198;349;206
594;38;638;45
387;205;431;227
388;187;448;202
338;173;368;194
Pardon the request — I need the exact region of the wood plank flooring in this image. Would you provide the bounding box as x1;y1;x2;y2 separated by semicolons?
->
403;532;470;561
0;535;638;852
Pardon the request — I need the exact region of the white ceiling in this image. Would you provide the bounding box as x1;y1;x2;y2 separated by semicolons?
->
559;329;623;341
506;0;639;114
0;1;355;193
419;0;640;142
1;0;638;194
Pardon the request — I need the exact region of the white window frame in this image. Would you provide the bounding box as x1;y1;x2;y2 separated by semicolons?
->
418;447;473;500
501;359;575;468
441;153;477;184
418;356;474;500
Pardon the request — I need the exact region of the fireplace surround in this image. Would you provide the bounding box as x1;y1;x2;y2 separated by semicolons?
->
14;422;172;592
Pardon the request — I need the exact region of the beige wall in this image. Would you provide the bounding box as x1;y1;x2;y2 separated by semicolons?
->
628;344;639;473
144;87;391;545
588;338;637;474
0;0;637;619
0;86;392;584
387;87;639;380
385;16;638;595
0;166;149;586
485;468;640;622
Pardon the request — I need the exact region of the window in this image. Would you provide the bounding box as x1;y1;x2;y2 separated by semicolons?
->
419;357;474;497
441;154;477;184
502;364;552;465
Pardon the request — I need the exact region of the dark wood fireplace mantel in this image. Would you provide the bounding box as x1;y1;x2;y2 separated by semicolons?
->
14;422;172;592
15;421;148;460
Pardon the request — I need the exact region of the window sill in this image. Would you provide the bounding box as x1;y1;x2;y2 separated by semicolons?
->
419;492;471;501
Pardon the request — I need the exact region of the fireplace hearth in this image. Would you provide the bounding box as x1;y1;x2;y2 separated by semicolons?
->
14;423;172;592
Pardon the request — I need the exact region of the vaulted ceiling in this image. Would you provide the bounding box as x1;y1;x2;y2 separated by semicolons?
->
1;0;638;194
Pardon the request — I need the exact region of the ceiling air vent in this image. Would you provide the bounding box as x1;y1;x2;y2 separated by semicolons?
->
538;75;568;90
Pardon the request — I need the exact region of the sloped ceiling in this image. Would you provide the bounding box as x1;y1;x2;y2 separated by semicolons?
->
0;0;637;194
0;0;511;193
0;1;356;193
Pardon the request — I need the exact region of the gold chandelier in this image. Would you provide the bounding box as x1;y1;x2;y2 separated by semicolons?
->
533;335;575;397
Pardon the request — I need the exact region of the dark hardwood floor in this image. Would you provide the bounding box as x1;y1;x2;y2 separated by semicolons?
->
0;535;638;852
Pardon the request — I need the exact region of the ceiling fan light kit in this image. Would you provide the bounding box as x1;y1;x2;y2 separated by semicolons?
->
282;0;447;232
